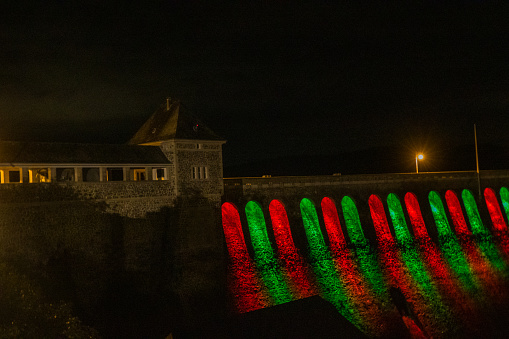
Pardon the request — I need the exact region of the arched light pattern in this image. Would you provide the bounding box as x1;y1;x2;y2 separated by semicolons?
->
342;196;389;306
368;195;393;244
404;192;430;241
221;202;267;313
322;196;382;332
429;191;454;239
405;193;474;326
341;196;367;247
500;187;509;222
445;190;472;238
461;190;489;237
387;193;413;245
269;200;316;299
429;191;478;293
245;201;293;305
390;193;451;330
484;188;507;233
321;197;347;253
300;198;362;327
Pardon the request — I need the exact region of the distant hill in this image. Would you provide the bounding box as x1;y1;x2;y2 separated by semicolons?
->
223;144;509;177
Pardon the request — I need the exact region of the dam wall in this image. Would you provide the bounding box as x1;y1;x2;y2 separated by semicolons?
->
224;170;509;244
221;170;509;337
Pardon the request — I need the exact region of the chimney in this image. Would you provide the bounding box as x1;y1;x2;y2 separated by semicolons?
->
166;97;171;110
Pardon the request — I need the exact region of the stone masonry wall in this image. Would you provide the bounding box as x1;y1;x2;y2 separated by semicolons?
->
176;142;224;197
0;181;176;218
0;178;226;332
223;170;509;250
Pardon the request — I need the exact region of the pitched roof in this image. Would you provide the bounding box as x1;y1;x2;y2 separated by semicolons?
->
0;141;171;165
129;99;224;145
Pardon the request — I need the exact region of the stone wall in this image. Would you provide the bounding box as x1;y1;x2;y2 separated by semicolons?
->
223;170;509;248
160;140;224;198
0;179;226;335
0;181;176;217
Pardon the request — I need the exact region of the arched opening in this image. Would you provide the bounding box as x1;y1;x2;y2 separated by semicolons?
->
341;196;366;247
484;188;507;232
404;192;430;240
387;193;412;245
321;197;347;252
445;190;471;237
368;194;392;243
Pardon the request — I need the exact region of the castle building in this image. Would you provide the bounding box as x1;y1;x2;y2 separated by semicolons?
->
0;98;226;214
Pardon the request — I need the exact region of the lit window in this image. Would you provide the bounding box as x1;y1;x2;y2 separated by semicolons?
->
29;168;50;183
0;168;22;183
153;168;166;180
192;166;208;180
133;169;146;181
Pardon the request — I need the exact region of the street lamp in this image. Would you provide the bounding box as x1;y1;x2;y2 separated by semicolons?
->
415;154;424;173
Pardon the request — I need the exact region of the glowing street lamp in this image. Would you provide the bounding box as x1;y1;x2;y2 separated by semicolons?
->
415;153;424;173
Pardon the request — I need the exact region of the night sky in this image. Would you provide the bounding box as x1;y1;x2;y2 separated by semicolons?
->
1;1;509;175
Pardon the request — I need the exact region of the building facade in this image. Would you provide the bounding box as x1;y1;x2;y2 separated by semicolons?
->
0;98;226;216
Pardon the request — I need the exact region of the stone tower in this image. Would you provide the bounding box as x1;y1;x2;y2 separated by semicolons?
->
129;98;226;201
130;98;227;324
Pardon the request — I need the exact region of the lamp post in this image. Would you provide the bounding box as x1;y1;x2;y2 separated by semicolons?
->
415;154;424;173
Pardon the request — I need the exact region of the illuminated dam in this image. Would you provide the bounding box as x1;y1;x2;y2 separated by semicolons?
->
221;171;509;338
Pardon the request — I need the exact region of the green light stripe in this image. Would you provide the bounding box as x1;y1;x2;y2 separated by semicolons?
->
388;193;451;332
341;196;368;247
462;190;489;237
341;196;388;302
387;193;413;245
300;198;363;327
245;201;293;305
462;190;508;274
429;191;478;293
499;187;509;224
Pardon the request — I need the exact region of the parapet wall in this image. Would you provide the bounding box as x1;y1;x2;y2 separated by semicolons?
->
225;170;509;204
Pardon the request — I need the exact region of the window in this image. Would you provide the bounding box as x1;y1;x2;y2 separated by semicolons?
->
56;168;75;182
0;168;22;183
197;143;203;149
153;168;166;180
29;168;50;183
107;168;124;181
83;168;100;182
8;169;22;183
133;169;146;181
192;166;208;180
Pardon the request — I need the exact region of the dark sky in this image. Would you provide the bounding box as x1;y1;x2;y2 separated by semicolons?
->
1;1;509;173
